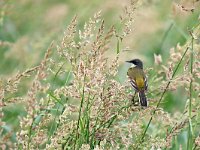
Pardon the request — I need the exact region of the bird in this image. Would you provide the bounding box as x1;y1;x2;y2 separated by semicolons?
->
126;59;148;107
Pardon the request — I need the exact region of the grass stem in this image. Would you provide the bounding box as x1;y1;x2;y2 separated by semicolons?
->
187;31;194;150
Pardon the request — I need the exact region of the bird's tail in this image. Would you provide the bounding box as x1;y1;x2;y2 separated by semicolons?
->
138;91;147;107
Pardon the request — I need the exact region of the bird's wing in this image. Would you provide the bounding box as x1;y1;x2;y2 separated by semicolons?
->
130;78;139;91
127;68;139;91
144;76;148;91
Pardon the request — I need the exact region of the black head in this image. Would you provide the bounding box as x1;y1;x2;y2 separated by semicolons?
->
126;59;143;69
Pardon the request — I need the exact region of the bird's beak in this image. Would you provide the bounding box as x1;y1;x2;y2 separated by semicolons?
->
126;60;131;63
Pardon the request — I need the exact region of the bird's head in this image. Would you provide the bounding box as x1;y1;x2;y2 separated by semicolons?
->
126;59;143;69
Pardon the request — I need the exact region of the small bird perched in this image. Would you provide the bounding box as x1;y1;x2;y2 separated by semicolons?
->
126;59;148;107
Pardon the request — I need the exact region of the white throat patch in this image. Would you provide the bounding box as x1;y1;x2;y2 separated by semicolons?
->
131;64;136;68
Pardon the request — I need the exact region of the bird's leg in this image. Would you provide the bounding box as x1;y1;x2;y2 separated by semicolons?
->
131;91;138;105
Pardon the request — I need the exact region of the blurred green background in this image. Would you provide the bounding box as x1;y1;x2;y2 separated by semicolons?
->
0;0;200;148
1;0;199;73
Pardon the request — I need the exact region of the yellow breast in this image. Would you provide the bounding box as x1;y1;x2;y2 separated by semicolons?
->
135;77;144;90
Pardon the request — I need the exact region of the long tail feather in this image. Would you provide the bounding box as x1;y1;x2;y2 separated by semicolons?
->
138;91;147;107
